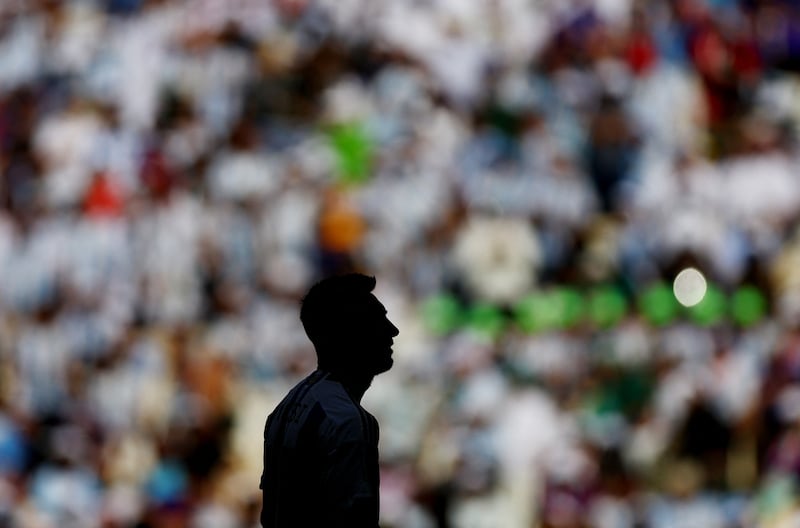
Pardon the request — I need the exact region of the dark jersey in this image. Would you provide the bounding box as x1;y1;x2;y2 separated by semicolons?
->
260;370;380;528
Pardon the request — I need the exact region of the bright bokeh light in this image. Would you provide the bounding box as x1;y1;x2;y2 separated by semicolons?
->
673;267;708;307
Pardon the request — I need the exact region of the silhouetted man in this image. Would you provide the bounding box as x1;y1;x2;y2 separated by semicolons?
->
260;274;399;527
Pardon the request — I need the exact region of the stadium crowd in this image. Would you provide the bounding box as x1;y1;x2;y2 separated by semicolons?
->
1;0;800;526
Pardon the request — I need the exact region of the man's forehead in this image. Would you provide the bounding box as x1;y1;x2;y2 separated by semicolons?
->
363;293;386;313
332;290;371;303
339;293;384;314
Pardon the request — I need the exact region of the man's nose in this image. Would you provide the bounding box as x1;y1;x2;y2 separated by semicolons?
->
388;320;399;337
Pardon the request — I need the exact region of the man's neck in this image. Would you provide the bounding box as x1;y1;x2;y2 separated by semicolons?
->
320;367;373;403
344;376;373;403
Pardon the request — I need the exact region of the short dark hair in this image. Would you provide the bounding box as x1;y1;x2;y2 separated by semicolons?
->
300;274;377;357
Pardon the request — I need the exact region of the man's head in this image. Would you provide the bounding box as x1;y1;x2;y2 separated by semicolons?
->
300;274;399;377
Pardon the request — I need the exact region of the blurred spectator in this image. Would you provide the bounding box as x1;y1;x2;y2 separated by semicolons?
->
1;1;800;527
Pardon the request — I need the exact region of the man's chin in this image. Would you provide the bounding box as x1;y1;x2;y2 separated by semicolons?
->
374;357;393;375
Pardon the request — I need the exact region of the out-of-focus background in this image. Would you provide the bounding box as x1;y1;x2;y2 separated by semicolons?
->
1;0;800;526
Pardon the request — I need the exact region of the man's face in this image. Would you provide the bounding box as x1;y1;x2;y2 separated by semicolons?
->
347;294;400;376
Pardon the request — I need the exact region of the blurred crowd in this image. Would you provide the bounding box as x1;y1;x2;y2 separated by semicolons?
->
1;0;800;526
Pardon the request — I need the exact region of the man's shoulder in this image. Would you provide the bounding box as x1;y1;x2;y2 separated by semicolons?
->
309;377;363;424
268;371;374;440
310;377;377;445
275;373;359;421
